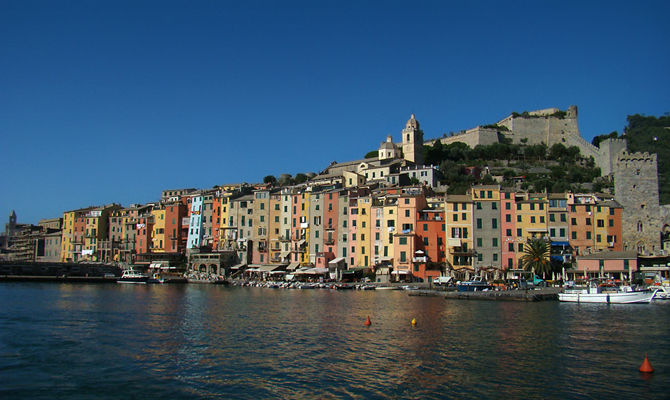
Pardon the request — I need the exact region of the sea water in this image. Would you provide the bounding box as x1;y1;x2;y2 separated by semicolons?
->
0;283;667;399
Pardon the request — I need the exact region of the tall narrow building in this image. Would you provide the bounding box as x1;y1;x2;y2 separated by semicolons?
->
402;114;424;165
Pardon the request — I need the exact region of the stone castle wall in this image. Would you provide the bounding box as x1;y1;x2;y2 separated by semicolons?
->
426;126;500;148
613;151;662;255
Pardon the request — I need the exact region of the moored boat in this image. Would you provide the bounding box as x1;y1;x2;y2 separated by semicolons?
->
559;283;657;304
457;277;492;292
117;269;149;284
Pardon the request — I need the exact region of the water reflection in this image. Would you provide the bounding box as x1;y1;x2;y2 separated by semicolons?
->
0;283;668;399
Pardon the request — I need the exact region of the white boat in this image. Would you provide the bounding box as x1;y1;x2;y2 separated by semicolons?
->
652;285;670;300
117;269;149;284
559;283;657;304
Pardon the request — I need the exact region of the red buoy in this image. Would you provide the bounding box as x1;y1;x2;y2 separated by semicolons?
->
364;316;371;326
639;354;654;373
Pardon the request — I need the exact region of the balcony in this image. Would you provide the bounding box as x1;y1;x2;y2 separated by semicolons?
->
325;239;335;245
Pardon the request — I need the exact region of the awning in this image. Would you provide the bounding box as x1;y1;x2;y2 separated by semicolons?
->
328;257;346;265
287;262;300;271
551;241;570;246
298;239;306;247
245;268;260;273
280;250;290;258
448;238;461;247
269;270;286;275
415;250;425;255
258;265;283;273
230;263;246;270
391;270;410;275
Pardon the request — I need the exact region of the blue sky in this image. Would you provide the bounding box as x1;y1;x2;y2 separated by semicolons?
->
2;0;669;224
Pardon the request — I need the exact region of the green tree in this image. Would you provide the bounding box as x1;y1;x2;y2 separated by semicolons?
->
278;174;294;186
364;150;378;159
294;173;309;184
520;239;552;278
263;175;277;185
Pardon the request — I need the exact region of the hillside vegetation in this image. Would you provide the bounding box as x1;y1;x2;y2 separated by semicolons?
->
423;139;604;194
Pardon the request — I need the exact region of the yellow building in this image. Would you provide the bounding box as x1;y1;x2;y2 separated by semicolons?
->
514;193;548;264
353;196;372;267
60;210;76;262
151;207;166;252
445;194;474;275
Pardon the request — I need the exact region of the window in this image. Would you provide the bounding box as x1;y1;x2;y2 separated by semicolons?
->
560;228;565;237
508;243;514;251
453;214;458;222
424;237;429;245
540;216;545;223
399;237;407;245
530;203;535;211
492;238;498;247
423;223;428;231
550;228;555;237
352;233;356;241
517;215;522;223
586;219;592;226
487;191;492;198
518;243;523;252
476;202;482;210
476;219;482;229
400;251;407;262
597;219;604;228
405;210;410;217
586;231;592;240
505;202;511;210
517;228;522;237
506;229;512;236
461;213;466;220
596;234;601;242
493;253;498;262
531;216;536;224
572;231;577;239
571;218;577;226
476;238;482;247
560;214;567;222
492;202;497;210
506;214;511;223
492;219;497;229
539;203;544;210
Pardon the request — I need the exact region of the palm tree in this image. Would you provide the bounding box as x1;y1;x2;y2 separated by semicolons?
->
520;239;551;279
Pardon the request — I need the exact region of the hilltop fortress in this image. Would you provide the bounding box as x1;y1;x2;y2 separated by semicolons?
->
422;105;663;255
426;105;629;176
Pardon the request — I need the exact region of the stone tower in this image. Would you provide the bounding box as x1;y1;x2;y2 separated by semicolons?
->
614;152;662;255
402;114;424;165
4;210;17;250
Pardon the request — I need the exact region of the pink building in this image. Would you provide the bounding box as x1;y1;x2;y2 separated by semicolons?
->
575;251;638;280
500;189;517;270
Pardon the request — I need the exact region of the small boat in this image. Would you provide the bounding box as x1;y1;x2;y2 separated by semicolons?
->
375;286;400;290
335;284;354;290
457;277;492;292
147;272;165;284
652;285;670;300
117;269;149;284
559;282;657;304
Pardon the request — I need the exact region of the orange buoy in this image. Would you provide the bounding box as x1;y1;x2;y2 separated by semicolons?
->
640;354;654;373
411;318;416;326
364;316;372;326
